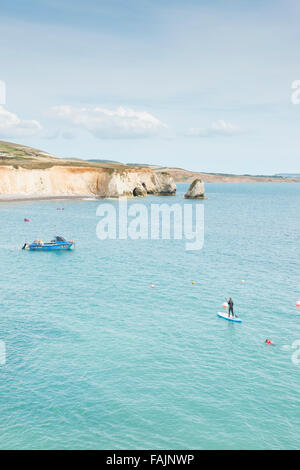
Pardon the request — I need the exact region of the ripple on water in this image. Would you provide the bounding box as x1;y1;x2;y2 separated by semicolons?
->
0;184;299;449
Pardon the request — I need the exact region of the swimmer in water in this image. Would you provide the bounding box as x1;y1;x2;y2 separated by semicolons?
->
265;339;274;345
228;297;234;317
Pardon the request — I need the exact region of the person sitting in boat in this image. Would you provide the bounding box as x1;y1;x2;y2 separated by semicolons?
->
56;236;66;242
228;297;234;317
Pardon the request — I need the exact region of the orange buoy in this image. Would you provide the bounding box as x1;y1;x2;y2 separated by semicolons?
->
296;301;300;308
150;284;155;289
222;302;228;309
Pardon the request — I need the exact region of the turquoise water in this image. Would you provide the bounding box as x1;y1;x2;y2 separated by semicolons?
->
0;183;299;449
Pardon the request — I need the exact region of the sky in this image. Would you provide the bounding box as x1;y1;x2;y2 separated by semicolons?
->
0;0;300;173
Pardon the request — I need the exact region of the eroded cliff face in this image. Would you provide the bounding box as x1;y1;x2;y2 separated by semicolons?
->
0;165;176;198
184;178;205;199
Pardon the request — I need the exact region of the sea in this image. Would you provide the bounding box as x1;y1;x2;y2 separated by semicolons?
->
0;183;299;449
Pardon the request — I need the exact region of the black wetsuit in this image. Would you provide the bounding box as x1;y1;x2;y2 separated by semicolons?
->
228;299;234;317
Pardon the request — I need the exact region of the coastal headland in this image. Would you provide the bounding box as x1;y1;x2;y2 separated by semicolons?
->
0;141;175;199
0;140;299;201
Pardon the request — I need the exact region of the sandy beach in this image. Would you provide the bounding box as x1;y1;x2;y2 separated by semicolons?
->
0;194;101;202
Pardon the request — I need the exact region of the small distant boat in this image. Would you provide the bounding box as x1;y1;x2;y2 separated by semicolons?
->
22;236;74;251
24;218;30;222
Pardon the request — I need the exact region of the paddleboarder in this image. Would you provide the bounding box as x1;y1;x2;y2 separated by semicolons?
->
228;297;234;317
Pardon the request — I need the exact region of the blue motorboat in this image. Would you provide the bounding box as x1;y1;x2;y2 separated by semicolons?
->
22;236;74;251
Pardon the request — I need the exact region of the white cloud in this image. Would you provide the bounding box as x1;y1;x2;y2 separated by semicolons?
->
187;120;240;137
0;106;42;137
48;105;169;139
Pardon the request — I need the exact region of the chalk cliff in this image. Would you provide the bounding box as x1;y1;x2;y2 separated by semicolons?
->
0;165;176;199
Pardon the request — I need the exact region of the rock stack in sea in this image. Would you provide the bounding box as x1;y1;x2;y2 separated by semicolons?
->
184;178;206;199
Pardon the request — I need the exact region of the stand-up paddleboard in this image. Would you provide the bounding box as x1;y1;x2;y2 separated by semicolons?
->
217;312;242;323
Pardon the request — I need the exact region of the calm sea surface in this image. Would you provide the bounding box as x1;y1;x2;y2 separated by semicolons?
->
0;183;299;449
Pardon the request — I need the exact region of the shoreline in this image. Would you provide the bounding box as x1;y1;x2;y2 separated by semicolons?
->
0;180;299;202
0;194;102;202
